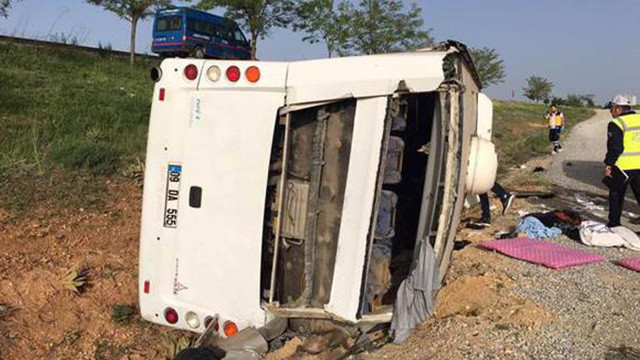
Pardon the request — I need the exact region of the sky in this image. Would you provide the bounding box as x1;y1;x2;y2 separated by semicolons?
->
2;0;639;104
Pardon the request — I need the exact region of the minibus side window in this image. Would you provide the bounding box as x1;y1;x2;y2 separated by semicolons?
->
156;16;181;31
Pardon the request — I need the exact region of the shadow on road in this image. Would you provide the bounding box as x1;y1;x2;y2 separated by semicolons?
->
561;160;605;191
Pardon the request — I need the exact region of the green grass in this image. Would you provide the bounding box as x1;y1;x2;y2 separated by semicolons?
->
0;40;597;214
492;100;596;173
0;40;156;214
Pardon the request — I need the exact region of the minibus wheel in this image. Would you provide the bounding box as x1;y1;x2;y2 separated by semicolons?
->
194;46;205;59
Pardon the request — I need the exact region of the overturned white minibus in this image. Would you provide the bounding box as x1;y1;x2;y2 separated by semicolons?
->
138;41;497;339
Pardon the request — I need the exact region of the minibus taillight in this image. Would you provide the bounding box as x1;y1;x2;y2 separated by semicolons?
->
245;66;260;83
226;66;240;82
223;321;238;336
184;64;198;81
185;312;200;329
164;307;179;324
207;65;221;82
159;88;165;101
143;280;150;293
204;316;219;331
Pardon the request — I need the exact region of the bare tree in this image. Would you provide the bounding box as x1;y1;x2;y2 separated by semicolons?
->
86;0;171;66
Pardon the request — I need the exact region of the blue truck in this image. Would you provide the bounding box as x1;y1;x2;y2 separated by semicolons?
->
152;7;251;60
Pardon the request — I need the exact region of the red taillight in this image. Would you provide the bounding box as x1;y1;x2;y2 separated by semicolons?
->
164;307;179;324
204;316;219;331
159;88;165;101
223;321;238;336
184;64;198;81
226;66;240;82
143;281;150;293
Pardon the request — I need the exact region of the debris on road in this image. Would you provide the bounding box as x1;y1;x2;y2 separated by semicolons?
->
574;193;605;212
512;191;555;199
502;209;582;240
513;217;562;239
579;221;640;251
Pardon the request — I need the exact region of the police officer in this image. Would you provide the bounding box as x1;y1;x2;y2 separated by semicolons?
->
605;95;640;227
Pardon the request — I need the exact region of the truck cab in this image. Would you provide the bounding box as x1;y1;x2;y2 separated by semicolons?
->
138;41;497;338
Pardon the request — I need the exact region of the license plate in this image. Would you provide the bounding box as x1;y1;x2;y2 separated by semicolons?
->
163;164;182;228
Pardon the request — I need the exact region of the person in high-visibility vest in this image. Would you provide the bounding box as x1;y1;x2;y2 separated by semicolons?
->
604;95;640;227
544;104;565;154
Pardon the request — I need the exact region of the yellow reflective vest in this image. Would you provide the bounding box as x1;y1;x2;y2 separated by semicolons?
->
545;111;565;128
611;113;640;170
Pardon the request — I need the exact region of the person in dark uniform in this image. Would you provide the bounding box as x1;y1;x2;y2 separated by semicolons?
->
604;95;640;227
473;182;515;227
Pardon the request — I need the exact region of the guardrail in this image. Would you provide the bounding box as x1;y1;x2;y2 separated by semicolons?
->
0;34;159;60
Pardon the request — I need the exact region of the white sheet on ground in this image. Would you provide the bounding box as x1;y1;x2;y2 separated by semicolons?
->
579;221;640;251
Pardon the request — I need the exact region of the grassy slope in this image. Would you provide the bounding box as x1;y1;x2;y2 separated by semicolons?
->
0;41;596;212
492;100;596;173
0;41;155;213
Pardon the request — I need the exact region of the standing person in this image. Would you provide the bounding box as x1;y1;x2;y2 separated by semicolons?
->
472;182;515;227
545;104;565;154
604;95;640;227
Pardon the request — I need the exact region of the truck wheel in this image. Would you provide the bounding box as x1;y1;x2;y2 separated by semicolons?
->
193;47;205;59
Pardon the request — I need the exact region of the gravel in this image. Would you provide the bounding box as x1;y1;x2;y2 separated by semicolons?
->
507;235;640;359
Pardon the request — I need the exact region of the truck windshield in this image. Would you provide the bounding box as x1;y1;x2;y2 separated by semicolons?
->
156;16;182;31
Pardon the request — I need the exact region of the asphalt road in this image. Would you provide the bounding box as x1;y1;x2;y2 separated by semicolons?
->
546;109;640;226
547;110;611;195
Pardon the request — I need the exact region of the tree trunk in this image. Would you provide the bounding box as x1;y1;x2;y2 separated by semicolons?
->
130;16;138;67
325;34;333;58
250;30;258;60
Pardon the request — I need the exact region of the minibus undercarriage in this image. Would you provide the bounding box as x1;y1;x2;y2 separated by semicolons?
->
260;89;456;320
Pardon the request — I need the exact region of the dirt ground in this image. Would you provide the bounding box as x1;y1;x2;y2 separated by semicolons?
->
1;158;639;359
264;156;640;360
0;180;177;360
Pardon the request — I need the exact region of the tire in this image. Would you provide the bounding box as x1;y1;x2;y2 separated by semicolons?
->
193;46;205;59
174;347;220;360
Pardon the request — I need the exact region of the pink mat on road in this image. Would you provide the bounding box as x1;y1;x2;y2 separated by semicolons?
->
616;257;640;273
480;238;605;269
